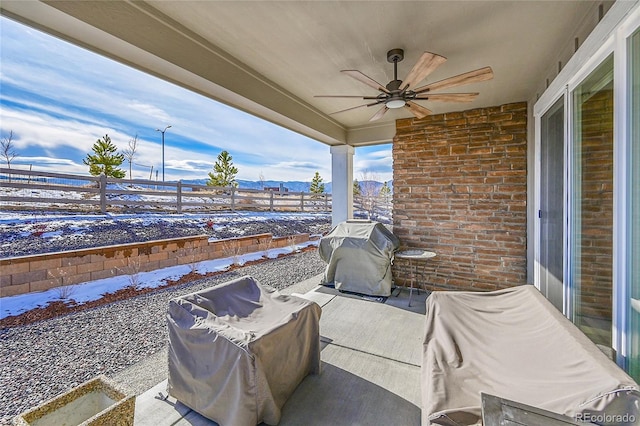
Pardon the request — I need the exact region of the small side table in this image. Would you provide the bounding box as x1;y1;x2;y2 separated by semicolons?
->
395;249;436;307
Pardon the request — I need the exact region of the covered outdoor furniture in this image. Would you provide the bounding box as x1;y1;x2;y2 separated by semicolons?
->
319;220;399;296
166;275;321;426
422;285;640;426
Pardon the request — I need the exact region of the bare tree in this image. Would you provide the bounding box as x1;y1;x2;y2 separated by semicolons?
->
1;130;19;169
258;171;266;190
359;169;380;220
121;134;139;180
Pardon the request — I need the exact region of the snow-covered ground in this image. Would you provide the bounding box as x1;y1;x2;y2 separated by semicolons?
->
0;239;318;320
0;209;328;320
0;210;331;257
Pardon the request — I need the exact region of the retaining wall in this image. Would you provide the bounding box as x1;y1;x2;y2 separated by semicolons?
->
0;233;311;297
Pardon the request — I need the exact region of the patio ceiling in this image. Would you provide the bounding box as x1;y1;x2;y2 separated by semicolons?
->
1;1;601;146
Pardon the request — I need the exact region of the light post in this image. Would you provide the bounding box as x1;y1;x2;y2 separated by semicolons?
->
155;125;171;181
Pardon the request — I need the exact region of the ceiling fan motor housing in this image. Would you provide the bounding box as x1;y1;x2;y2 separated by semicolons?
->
386;79;403;92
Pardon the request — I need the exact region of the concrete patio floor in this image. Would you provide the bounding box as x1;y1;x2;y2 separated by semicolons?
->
133;274;429;425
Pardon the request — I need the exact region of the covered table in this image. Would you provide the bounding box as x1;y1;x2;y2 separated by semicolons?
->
422;285;639;425
319;220;399;296
167;275;321;426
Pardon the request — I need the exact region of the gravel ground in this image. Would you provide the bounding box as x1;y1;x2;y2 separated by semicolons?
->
0;212;331;258
0;250;326;423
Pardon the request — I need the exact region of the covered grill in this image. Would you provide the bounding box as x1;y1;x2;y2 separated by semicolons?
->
319;220;399;296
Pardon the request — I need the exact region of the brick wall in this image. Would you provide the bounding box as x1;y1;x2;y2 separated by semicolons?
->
392;102;528;291
575;87;614;322
0;233;311;297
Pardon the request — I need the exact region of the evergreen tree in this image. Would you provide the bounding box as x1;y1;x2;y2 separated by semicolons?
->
310;171;325;194
83;134;126;178
207;150;238;187
353;179;361;196
379;181;391;199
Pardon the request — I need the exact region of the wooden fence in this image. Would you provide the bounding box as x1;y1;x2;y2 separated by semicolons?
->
0;168;330;214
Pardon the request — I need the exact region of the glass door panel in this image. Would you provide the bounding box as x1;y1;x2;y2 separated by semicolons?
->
628;28;639;382
540;97;565;311
571;55;614;354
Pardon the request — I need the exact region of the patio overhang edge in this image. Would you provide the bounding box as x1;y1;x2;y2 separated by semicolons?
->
0;0;353;147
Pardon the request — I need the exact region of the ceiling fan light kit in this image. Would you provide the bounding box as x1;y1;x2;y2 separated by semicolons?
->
386;98;406;109
316;48;494;121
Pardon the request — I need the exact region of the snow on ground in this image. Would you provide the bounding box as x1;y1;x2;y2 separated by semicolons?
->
0;238;319;320
0;209;328;320
0;209;327;226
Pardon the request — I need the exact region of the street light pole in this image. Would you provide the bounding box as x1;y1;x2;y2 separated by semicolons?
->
155;125;171;181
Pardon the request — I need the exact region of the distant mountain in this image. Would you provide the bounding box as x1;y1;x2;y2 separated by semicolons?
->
181;179;333;193
237;180;331;193
355;180;392;194
181;179;393;194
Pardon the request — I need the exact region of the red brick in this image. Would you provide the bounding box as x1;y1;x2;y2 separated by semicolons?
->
394;101;527;291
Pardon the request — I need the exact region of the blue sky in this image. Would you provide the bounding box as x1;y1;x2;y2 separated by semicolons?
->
0;17;392;183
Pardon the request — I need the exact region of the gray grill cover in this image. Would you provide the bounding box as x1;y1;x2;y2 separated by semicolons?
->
422;285;639;425
319;221;399;296
167;275;321;426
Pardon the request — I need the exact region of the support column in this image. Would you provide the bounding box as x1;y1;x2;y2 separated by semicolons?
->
330;145;354;226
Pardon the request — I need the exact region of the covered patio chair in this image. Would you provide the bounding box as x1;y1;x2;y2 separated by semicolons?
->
167;275;321;426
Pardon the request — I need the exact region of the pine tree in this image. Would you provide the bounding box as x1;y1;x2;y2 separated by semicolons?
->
379;181;391;199
207;150;239;187
353;179;361;196
310;171;325;194
83;134;126;178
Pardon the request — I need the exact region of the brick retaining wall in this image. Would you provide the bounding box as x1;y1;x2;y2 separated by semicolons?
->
0;233;311;297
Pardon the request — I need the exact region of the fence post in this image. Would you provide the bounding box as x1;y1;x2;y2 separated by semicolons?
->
177;180;182;214
324;194;328;212
269;190;274;212
300;193;304;212
231;187;236;212
99;174;107;214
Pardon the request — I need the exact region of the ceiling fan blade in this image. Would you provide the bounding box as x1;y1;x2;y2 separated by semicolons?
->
329;101;380;115
414;93;479;102
405;101;432;119
401;51;447;91
415;67;494;93
315;95;367;98
369;106;389;121
342;70;390;93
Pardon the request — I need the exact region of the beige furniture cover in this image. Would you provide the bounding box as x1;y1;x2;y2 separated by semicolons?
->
319;220;399;296
422;285;639;426
167;275;321;426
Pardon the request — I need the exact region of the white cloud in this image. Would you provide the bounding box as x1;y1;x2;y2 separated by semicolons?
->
0;17;391;183
127;101;172;123
354;145;393;182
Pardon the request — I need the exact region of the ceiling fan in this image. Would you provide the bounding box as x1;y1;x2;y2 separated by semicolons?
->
316;48;494;121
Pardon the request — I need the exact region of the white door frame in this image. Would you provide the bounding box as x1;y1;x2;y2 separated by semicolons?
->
533;1;640;369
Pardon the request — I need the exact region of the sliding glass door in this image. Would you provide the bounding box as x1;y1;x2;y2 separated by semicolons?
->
628;28;639;381
539;97;565;311
571;55;614;354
